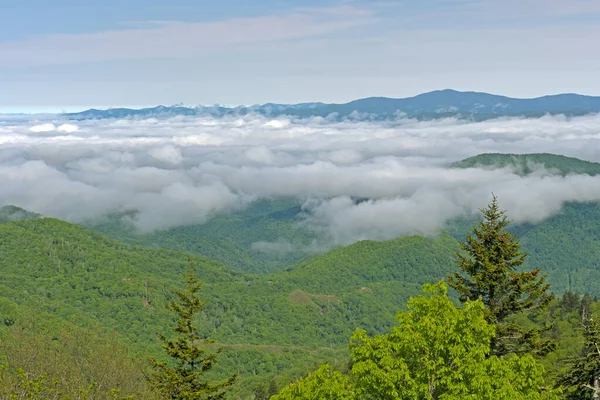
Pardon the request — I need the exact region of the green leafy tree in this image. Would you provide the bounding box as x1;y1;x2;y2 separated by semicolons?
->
559;318;600;399
0;361;134;400
448;195;555;356
271;364;355;400
274;282;558;400
147;263;235;400
350;281;557;400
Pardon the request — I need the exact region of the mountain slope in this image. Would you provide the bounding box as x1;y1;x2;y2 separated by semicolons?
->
0;217;468;342
452;153;600;176
0;205;41;223
0;217;462;395
86;198;319;273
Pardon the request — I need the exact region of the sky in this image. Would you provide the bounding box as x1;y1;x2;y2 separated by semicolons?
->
4;113;600;249
1;0;600;112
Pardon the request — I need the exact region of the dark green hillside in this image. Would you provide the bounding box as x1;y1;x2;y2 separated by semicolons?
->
279;234;458;292
519;202;600;295
452;153;600;176
87;198;319;273
446;203;600;296
0;217;462;396
274;235;460;336
88;213;261;272
3;211;600;396
0;205;41;223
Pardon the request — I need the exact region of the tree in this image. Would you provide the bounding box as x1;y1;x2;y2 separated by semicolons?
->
271;364;355;400
274;282;559;400
147;263;235;400
350;281;557;400
559;318;600;399
448;195;555;356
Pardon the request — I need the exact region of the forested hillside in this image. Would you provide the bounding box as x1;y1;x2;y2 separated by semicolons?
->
452;152;600;176
0;218;461;396
87;199;317;273
1;211;597;398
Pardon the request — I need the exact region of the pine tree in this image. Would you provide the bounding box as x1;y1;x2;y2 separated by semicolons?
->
147;262;235;400
559;318;600;399
448;195;555;357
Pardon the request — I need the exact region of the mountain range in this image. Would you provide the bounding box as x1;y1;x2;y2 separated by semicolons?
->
66;90;600;120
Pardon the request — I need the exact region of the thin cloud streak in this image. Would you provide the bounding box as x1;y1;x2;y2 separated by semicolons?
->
0;6;375;68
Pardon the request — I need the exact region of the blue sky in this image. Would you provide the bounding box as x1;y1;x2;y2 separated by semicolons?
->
2;0;600;112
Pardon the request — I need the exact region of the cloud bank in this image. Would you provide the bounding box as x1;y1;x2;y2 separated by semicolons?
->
2;113;600;245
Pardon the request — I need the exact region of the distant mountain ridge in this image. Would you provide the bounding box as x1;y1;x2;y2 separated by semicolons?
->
66;89;600;120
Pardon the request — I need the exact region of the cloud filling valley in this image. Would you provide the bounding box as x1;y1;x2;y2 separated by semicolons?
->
2;113;600;246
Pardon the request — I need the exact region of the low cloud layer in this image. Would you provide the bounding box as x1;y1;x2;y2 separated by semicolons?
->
2;113;600;245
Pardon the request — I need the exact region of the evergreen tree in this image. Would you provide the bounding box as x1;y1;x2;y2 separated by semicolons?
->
559;318;600;399
448;195;555;356
147;262;235;400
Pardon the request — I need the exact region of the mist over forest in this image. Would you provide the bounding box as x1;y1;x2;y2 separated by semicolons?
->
4;113;600;247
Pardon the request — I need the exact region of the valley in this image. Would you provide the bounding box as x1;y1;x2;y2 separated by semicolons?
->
2;153;600;397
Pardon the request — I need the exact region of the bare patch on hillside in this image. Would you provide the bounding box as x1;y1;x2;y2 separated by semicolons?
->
288;290;341;309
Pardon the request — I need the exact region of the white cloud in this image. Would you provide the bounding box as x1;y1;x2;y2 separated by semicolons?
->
3;113;600;243
57;123;79;133
29;123;56;133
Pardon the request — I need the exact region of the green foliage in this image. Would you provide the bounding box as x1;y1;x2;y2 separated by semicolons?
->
147;264;235;399
0;364;135;400
451;153;600;176
517;202;600;296
448;195;554;356
277;282;558;399
271;364;355;400
350;281;494;399
0;305;152;399
2;206;600;396
559;318;600;399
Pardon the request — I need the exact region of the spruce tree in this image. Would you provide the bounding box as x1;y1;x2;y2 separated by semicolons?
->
559;318;600;399
147;262;235;399
448;195;555;357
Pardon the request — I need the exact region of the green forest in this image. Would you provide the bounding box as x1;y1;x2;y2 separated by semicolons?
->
2;153;600;398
